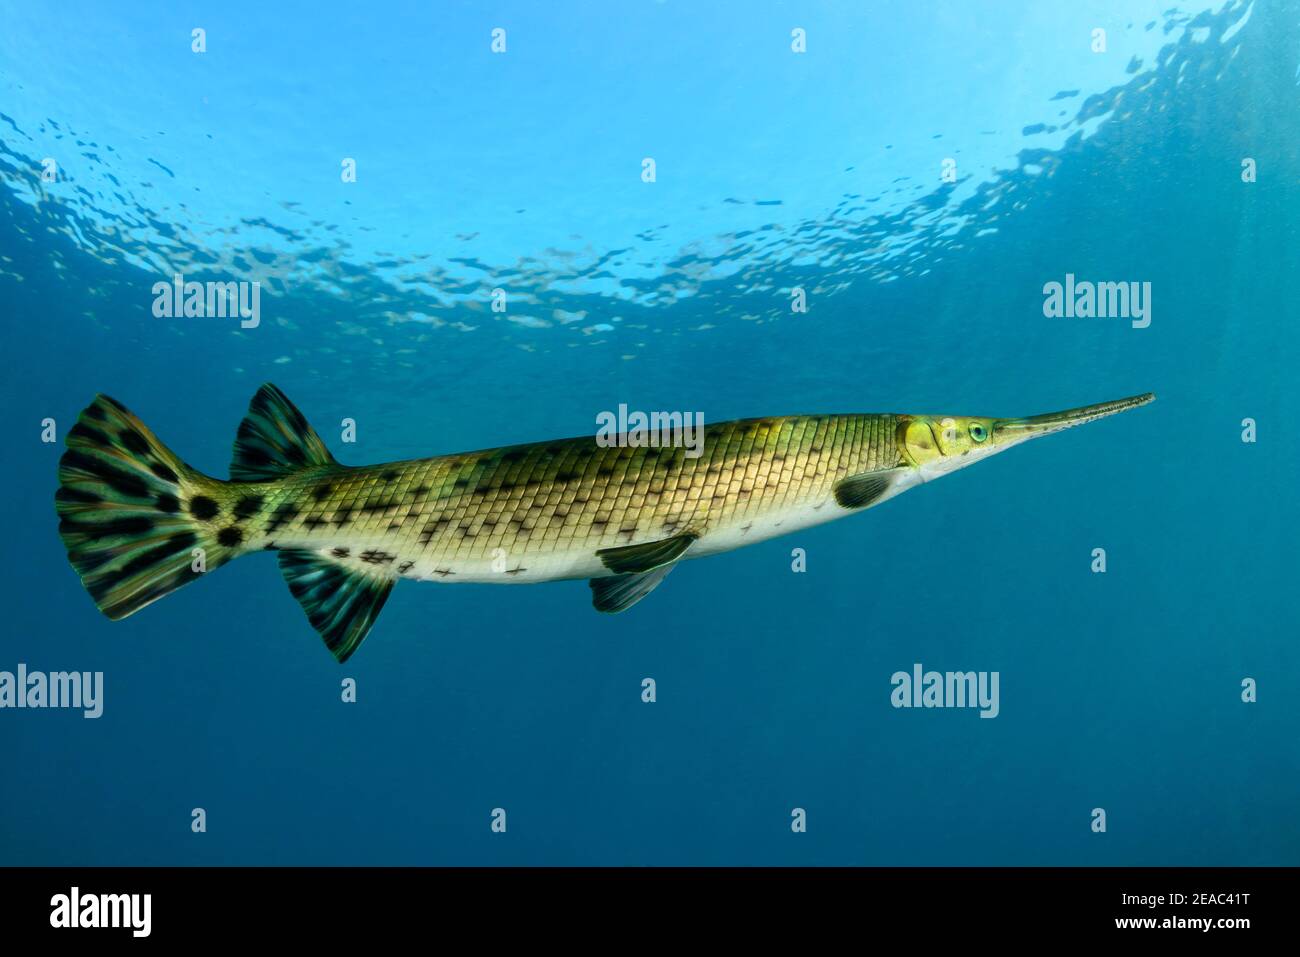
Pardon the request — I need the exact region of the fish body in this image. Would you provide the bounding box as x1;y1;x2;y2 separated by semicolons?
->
55;385;1154;662
224;413;906;584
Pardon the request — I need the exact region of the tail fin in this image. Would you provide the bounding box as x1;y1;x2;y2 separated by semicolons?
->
55;395;237;619
57;385;393;663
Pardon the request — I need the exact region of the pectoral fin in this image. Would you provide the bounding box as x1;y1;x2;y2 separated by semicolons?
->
589;533;696;612
833;468;905;509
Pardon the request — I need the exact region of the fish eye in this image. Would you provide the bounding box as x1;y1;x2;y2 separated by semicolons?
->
969;423;987;442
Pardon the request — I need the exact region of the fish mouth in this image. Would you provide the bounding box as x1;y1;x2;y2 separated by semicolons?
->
995;392;1155;442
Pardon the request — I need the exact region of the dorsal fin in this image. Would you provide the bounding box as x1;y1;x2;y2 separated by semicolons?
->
231;384;337;481
278;550;395;663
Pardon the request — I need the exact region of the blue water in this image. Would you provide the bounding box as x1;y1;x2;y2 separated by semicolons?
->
1;0;1297;865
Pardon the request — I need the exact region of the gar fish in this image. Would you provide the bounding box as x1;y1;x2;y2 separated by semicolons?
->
55;385;1154;662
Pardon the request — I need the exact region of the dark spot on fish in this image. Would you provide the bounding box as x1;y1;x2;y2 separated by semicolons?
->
60;515;153;540
94;563;197;608
331;547;350;558
236;445;276;471
56;487;101;505
68;423;110;446
418;516;451;544
155;492;180;513
150;461;180;483
334;507;353;527
380;470;398;483
556;471;580;483
360;550;394;565
61;450;151;499
233;494;264;520
411;484;430;498
189;496;219;520
312;484;333;502
303;515;328;530
85;404;108;421
503;450;527;463
265;502;298;532
118;429;151;455
217;526;244;547
119;541;178;577
74;548;124;575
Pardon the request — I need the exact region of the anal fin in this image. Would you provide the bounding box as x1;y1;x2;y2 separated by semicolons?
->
278;549;395;663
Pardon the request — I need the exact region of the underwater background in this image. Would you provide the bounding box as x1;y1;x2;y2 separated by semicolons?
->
1;0;1297;865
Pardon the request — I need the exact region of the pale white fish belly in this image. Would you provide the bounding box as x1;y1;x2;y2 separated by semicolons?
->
402;550;608;585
